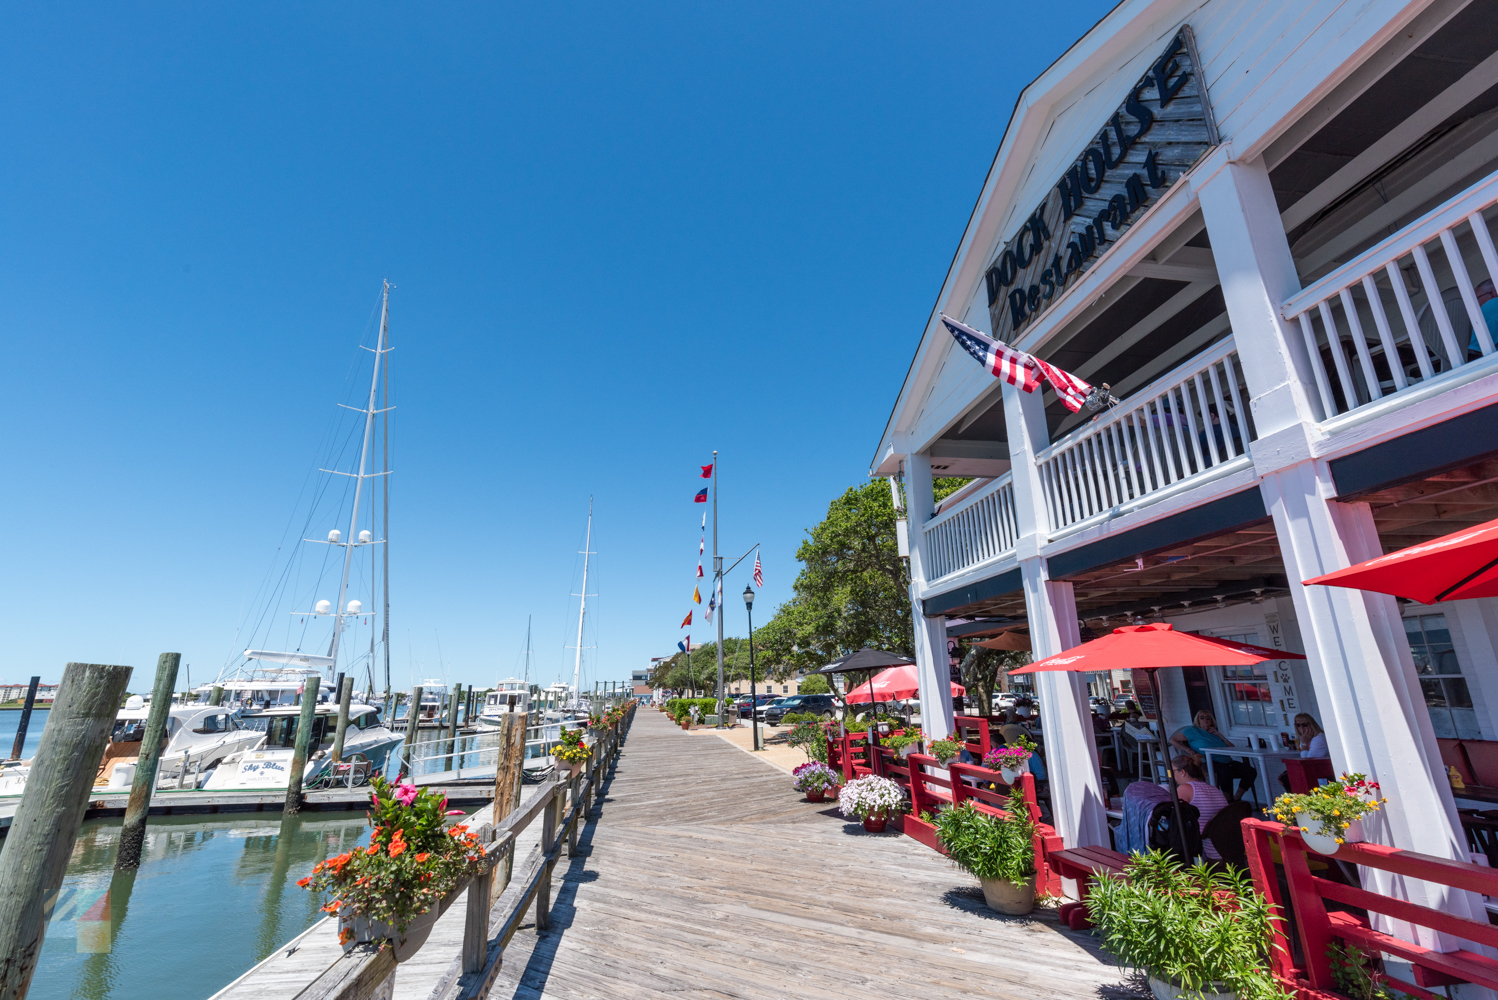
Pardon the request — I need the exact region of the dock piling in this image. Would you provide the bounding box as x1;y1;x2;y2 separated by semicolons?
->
208;685;224;706
493;713;525;890
408;685;423;731
330;676;353;763
0;662;133;1000
6;677;40;762
116;653;180;870
282;673;320;815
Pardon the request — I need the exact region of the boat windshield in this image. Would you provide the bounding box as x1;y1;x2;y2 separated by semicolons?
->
264;715;331;748
192;713;238;734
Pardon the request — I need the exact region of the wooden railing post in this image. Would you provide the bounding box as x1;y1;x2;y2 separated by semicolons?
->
535;780;558;932
567;769;581;857
462;825;495;975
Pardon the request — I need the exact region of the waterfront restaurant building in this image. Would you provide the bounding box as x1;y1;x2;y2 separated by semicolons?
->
873;0;1498;933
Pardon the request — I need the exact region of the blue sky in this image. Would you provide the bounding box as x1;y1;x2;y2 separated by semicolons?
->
0;2;1117;693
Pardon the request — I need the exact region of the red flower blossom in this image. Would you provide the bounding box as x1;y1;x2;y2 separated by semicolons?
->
338;928;354;945
389;839;407;859
414;852;429;863
296;877;312;887
367;843;380;856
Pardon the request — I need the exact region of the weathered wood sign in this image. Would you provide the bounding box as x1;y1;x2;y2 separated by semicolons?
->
985;26;1218;341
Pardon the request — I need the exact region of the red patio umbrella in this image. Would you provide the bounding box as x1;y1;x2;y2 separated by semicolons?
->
1009;623;1305;856
1303;515;1498;603
844;664;965;704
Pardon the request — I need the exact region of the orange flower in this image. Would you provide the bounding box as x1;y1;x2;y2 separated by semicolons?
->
414;852;429;862
366;843;380;855
296;877;312;887
338;928;354;945
389;839;407;858
322;901;341;913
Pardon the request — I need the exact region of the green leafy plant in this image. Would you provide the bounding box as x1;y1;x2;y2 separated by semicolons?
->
931;791;1035;886
299;777;483;936
1271;773;1386;843
883;731;921;753
1329;941;1411;1000
782;711;825;725
787;720;829;763
929;737;963;766
1085;850;1293;1000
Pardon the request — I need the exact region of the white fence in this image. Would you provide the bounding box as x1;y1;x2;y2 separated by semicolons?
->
922;473;1019;582
1282;169;1498;421
1036;337;1254;532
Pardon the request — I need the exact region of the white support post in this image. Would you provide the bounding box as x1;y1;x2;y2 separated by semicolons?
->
1004;382;1109;850
905;453;954;740
1200;157;1486;947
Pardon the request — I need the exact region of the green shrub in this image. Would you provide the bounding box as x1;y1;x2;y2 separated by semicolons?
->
787;720;829;763
931;791;1035;885
1085;851;1292;1000
781;711;824;725
796;673;831;695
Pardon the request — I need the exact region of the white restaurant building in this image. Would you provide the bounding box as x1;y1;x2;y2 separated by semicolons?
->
873;0;1498;931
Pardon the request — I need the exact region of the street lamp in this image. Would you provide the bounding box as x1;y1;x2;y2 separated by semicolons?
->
743;583;762;752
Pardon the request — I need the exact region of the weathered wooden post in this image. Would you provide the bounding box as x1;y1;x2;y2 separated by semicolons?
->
381;688;392;725
283;674;321;815
6;678;40;761
408;685;423;732
330;676;353;764
208;685;224;706
535;776;558;932
492;712;526;890
116;653;181;869
0;662;133;1000
447;684;461;742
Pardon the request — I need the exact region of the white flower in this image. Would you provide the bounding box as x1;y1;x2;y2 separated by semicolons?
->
839;776;907;820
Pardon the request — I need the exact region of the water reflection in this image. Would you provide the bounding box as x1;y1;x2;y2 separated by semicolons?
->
27;812;370;1000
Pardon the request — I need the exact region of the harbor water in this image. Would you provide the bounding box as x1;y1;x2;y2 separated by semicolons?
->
0;705;48;759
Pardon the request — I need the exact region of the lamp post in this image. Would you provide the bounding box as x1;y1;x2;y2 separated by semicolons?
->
743;584;762;752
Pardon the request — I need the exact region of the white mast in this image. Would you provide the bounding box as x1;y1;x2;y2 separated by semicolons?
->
327;281;391;676
570;499;594;708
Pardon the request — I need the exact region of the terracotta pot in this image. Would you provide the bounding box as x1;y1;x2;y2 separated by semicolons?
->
979;875;1036;915
862;814;887;833
827;784;840;799
563;759;584;780
1148;976;1234;1000
805;788;825;803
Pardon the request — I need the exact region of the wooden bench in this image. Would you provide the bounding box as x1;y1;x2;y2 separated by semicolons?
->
1048;845;1130;930
951;717;992;761
1244;817;1498;999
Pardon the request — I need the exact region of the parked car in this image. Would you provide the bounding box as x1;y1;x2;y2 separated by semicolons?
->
764;694;836;725
754;697;792;721
993;692;1017;711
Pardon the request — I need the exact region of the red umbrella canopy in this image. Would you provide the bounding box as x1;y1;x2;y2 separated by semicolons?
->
845;664;965;703
1303;515;1498;604
1008;623;1304;675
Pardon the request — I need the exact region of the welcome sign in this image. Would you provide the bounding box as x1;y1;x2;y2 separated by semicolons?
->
984;27;1218;342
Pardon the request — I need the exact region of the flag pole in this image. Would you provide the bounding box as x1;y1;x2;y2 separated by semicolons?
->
713;451;725;726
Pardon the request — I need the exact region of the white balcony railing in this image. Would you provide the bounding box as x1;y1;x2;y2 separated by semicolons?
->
1037;337;1254;533
1282;168;1498;422
922;473;1018;582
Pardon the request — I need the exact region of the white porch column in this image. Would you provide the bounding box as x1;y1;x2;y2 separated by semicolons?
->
1004;382;1109;849
1199;157;1485;944
904;452;954;739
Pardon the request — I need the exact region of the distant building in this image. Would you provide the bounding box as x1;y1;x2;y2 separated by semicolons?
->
1;682;58;704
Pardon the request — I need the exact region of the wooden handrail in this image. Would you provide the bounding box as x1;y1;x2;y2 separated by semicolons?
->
301;704;636;1000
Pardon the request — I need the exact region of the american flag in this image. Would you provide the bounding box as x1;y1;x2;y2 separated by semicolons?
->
1032;357;1093;413
753;551;763;588
941;315;1040;392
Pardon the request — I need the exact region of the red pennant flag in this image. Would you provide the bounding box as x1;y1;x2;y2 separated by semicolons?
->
694;488;708;503
700;464;713;479
680;610;692;628
696;562;704;578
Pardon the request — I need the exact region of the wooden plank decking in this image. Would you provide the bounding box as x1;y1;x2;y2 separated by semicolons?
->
485;709;1141;1000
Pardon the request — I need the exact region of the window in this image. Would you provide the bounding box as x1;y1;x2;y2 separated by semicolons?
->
1406;614;1478;739
1217;632;1272;728
782;685;788;694
193;713;230;734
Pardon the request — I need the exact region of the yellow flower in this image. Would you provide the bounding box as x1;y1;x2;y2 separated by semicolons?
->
1335;838;1344;844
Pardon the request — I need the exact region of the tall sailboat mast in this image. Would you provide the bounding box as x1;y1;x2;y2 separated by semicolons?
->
570;499;594;708
380;304;392;696
327;281;391;676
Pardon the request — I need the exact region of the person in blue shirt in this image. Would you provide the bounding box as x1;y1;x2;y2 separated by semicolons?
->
1465;279;1498;357
1169;709;1257;802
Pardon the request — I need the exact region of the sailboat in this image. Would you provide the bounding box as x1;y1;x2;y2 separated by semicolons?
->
203;283;402;791
565;500;595;718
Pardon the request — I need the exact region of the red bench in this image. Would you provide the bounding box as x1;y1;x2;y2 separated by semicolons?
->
1049;846;1130;929
1244;817;1498;999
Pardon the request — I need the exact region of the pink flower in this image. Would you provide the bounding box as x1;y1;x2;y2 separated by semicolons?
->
393;782;419;806
445;810;464;816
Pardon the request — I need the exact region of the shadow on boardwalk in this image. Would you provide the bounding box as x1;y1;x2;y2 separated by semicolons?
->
491;710;1146;1000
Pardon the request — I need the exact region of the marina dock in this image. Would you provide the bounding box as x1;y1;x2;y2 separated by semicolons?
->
215;710;1130;1000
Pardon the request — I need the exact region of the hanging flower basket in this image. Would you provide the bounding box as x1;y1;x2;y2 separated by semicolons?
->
1272;772;1386;855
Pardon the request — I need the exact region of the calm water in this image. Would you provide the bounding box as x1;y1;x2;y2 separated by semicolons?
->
26;813;370;1000
0;706;48;759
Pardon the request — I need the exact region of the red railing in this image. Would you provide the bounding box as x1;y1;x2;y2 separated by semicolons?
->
1243;818;1498;998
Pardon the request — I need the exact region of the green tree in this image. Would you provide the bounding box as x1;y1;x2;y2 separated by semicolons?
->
649;637;758;695
955;644;1031;714
796;673;830;695
757;477;969;676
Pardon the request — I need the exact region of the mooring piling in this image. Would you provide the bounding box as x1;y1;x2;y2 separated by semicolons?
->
116;653;181;869
6;678;40;762
0;662;133;1000
330;676;353;763
282;674;320;815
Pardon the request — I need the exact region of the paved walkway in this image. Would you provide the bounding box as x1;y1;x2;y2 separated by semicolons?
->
490;709;1141;1000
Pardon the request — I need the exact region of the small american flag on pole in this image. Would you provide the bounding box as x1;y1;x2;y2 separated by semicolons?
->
941;315;1040;392
753;550;763;588
1032;357;1093;413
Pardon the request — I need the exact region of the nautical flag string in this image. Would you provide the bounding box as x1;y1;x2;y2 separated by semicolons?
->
940;313;1095;413
692;585;702;604
680;610;692;628
696;562;704;578
694;488;708;503
753;551;763;588
700;463;713;479
704;585;717;624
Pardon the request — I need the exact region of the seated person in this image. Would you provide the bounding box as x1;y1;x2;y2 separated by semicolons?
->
998;708;1027;747
1172;755;1228;860
1278;713;1330;791
1170;709;1257;801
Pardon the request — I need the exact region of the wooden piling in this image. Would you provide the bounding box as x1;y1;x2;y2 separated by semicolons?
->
208;685;224;706
408;685;423;733
6;678;40;762
330;677;353;763
0;662;133;1000
116;653;181;870
380;688;392;725
283;674;321;816
492;713;526;890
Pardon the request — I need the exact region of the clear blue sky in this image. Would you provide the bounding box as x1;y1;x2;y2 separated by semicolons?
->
0;2;1117;693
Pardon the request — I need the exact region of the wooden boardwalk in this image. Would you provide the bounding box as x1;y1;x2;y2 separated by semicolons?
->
486;710;1140;1000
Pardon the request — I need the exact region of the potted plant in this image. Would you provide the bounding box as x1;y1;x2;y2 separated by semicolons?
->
983;734;1036;785
300;777;484;961
1085;850;1289;1000
839;775;906;832
1270;772;1386;855
929;735;964;768
883;731;922;759
931;791;1037;914
793;762;840;802
554;728;591;778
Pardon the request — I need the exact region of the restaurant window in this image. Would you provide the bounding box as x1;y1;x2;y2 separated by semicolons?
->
1405;614;1479;739
1217;632;1272;728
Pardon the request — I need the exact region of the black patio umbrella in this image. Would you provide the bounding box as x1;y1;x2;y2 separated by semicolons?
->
817;647;916;740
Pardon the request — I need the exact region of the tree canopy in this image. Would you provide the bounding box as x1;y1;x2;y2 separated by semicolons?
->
755;477;969;677
649;636;758;695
